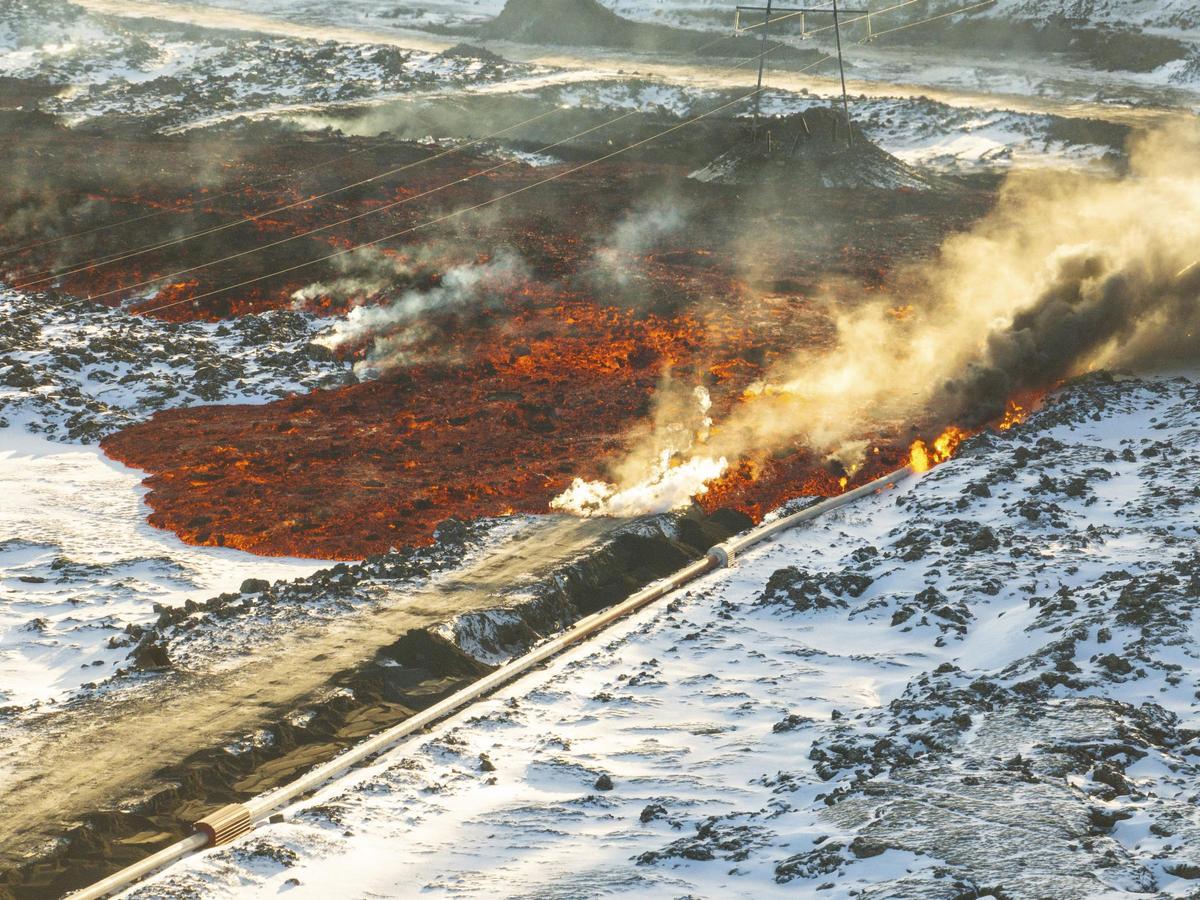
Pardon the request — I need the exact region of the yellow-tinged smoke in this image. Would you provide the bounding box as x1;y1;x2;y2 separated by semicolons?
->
554;120;1200;516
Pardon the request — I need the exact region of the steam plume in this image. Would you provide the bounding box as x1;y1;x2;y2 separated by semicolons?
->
585;194;691;304
552;383;726;516
309;249;527;375
555;120;1200;516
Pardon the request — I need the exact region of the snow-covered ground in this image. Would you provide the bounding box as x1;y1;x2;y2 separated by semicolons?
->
130;0;1200;34
126;373;1200;899
39;0;1200;115
0;432;338;710
0;289;351;443
538;81;1122;170
0;0;535;128
0;288;355;709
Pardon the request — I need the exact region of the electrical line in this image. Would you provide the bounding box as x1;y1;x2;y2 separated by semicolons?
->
16;39;807;314
9;108;561;289
135;88;782;317
869;0;997;37
12;0;996;320
4;26;760;277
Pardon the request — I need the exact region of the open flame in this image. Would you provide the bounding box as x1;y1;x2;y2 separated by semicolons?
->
997;398;1030;431
908;425;967;474
908;394;1043;474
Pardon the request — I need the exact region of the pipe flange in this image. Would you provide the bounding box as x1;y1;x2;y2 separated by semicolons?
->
707;545;734;569
195;803;253;847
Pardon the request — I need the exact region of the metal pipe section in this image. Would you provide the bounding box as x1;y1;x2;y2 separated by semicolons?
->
66;834;208;900
725;465;914;561
67;465;911;900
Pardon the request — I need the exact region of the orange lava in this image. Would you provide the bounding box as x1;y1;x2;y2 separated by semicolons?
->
54;136;999;558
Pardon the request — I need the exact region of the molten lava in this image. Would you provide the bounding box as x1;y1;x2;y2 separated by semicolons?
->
9;124;1000;558
909;393;1045;474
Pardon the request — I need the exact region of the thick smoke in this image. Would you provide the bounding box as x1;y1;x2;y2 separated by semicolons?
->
308;249;527;375
555;120;1200;516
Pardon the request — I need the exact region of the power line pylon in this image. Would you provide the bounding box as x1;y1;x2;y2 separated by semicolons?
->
735;1;868;148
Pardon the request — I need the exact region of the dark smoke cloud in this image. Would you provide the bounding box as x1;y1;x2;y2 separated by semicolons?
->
945;251;1200;427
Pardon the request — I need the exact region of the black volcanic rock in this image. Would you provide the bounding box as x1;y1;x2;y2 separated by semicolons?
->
691;108;940;191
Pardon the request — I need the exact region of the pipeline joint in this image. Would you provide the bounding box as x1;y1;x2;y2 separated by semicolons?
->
706;545;734;569
194;803;253;847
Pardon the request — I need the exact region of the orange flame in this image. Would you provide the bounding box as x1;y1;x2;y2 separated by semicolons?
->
997;398;1028;430
909;425;967;474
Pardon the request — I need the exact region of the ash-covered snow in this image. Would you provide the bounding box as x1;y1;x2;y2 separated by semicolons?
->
0;289;351;443
126;373;1200;899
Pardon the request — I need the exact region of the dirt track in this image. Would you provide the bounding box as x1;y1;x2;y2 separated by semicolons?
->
0;514;618;871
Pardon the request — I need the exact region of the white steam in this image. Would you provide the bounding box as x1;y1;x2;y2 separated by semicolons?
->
551;452;728;518
309;250;527;375
586;196;691;301
551;385;727;517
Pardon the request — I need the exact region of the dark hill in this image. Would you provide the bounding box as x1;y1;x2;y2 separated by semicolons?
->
691;107;940;191
477;0;825;63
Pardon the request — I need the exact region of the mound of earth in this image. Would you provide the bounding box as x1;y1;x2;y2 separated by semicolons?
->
477;0;822;62
691;108;940;191
437;43;510;66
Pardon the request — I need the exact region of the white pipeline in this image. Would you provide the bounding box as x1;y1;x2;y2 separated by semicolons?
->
68;464;912;900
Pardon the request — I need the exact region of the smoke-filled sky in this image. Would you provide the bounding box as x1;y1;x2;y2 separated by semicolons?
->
554;119;1200;516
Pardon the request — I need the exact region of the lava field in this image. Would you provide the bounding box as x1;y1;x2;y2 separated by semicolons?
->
3;112;991;557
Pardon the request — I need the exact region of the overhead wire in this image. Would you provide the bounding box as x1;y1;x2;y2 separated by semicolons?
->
15;34;811;314
8;107;561;289
15;0;993;319
867;0;997;38
131;91;773;316
0;137;385;259
5;23;766;282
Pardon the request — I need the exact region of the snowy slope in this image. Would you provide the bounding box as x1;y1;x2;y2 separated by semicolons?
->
0;433;337;710
0;288;354;709
124;372;1200;899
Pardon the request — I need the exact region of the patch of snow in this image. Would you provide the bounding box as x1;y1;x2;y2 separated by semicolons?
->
0;288;351;444
0;431;336;709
